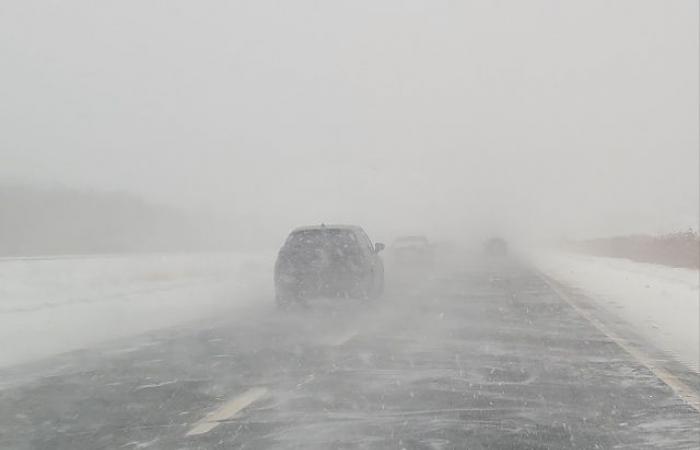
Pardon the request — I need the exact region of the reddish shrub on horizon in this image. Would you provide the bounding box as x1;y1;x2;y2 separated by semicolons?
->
568;230;699;269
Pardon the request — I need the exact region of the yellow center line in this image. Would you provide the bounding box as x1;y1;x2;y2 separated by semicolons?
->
186;387;268;436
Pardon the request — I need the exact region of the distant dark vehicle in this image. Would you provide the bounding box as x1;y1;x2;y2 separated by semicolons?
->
484;238;508;256
391;235;434;267
274;225;385;307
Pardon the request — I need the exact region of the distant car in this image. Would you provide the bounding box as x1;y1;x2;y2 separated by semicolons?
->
484;237;508;256
391;235;434;267
274;224;385;307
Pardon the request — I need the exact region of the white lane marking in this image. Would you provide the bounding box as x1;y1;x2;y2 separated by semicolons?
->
185;387;268;436
328;330;358;346
541;275;700;413
295;373;316;389
134;379;178;391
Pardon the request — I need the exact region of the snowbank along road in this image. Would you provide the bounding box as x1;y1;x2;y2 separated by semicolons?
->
0;253;698;449
536;252;699;373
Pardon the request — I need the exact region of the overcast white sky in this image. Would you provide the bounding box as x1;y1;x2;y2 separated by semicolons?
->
1;0;698;242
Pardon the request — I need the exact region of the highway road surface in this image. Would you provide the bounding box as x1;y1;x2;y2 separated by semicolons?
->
1;255;698;449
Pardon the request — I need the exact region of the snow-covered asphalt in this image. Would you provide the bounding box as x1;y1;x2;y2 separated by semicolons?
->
0;256;698;449
535;252;700;373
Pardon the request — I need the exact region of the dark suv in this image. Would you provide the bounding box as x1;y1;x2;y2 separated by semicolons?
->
274;225;385;307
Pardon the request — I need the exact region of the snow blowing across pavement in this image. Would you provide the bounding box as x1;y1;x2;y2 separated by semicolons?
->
535;251;699;373
0;253;273;368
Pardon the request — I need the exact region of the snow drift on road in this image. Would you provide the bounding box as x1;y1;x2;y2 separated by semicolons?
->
0;253;273;368
535;252;699;373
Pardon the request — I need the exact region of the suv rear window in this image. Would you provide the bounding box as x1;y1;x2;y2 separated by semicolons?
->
284;229;360;256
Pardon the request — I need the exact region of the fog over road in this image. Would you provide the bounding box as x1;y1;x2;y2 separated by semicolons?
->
1;254;698;449
1;2;697;448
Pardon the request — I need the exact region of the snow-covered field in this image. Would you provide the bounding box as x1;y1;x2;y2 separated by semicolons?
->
535;252;699;373
0;253;273;368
